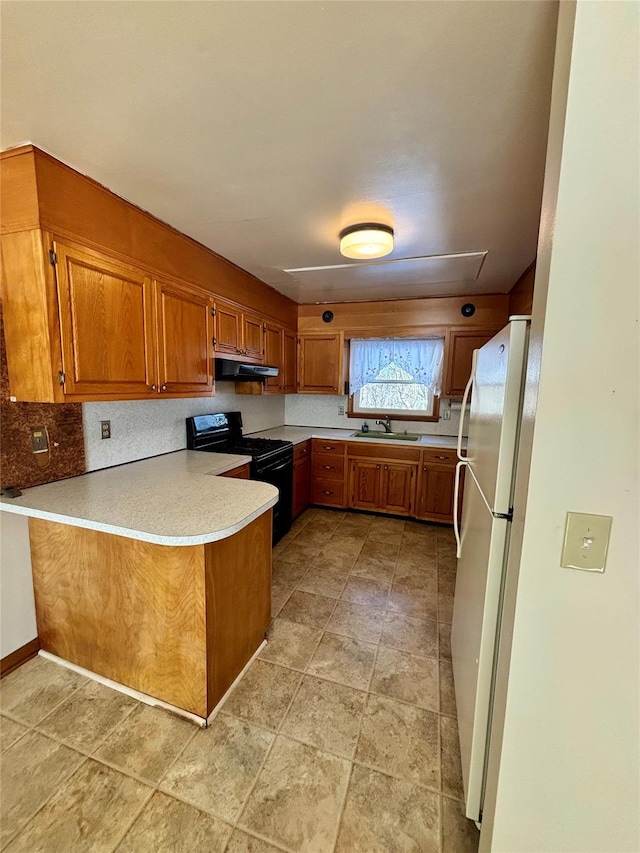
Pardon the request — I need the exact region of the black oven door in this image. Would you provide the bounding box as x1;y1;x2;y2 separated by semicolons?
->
252;457;293;545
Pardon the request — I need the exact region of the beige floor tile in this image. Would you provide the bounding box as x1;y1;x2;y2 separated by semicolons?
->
438;570;457;597
271;582;293;619
293;528;333;550
297;566;349;599
350;555;396;585
0;657;87;726
161;715;273;822
94;704;195;783
259;619;322;670
339;514;373;531
5;759;151;853
1;730;84;845
335;764;440;853
371;646;439;711
356;694;440;790
240;735;350;852
0;715;29;752
327;600;385;644
438;623;452;660
117;790;232;852
440;715;464;800
440;660;457;717
281;675;366;759
438;593;454;624
393;560;438;591
278;542;322;567
397;539;438;568
403;521;438;542
358;539;400;565
341;576;391;610
279;591;337;629
381;612;438;658
369;516;406;534
437;552;458;574
441;795;480;853
322;535;364;560
307;633;377;691
226;829;285;852
222;660;302;731
38;680;138;752
388;583;438;620
272;559;307;587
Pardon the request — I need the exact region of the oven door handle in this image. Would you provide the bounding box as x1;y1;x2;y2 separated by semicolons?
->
259;460;292;475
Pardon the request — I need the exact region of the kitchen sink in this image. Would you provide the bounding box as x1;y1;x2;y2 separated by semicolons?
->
352;431;421;441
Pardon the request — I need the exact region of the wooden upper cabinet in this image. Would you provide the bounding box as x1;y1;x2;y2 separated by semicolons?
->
155;277;214;396
443;328;500;398
242;313;264;361
264;323;283;393
54;241;157;399
298;332;344;394
379;463;415;516
282;330;297;393
214;300;242;356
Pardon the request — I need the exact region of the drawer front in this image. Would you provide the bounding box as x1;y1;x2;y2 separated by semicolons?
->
313;453;345;480
422;448;457;465
312;439;346;455
311;477;345;507
294;440;311;462
220;463;251;479
347;442;421;463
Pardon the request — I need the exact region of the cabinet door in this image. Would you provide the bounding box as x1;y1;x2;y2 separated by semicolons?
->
214;301;242;355
54;241;157;398
156;277;214;396
292;455;311;519
264;324;283;393
443;329;500;397
417;463;457;522
349;459;381;511
282;330;297;393
242;313;265;361
380;463;416;516
298;333;343;394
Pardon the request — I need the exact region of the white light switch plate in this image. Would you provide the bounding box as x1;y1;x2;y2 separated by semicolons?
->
561;512;612;572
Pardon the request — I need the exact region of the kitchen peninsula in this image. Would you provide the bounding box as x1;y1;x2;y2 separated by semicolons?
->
0;451;278;722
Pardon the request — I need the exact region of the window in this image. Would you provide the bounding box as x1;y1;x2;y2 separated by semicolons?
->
349;337;444;420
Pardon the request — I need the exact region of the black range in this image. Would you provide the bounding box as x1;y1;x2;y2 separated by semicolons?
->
186;412;293;544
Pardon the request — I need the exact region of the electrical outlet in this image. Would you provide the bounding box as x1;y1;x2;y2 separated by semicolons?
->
31;428;49;453
338;405;345;416
442;409;451;421
100;420;111;440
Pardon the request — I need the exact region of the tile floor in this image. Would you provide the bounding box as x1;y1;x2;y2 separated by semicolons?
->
0;508;480;853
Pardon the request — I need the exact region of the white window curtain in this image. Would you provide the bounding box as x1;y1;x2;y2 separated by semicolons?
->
349;337;445;396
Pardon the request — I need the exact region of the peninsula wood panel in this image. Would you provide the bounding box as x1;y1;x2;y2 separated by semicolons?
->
1;146;297;328
155;276;214;396
204;511;271;712
28;518;209;716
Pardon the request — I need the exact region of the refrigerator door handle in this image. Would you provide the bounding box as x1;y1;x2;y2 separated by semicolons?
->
457;348;478;462
453;459;468;558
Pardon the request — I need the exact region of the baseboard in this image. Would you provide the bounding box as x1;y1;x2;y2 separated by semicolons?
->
0;637;40;678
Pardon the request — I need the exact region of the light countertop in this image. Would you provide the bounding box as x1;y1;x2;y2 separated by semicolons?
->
248;425;461;449
0;451;278;547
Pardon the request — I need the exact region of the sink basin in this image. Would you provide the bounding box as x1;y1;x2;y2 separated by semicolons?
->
352;431;420;441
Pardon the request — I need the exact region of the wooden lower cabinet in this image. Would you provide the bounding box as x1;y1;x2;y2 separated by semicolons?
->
348;458;416;516
416;462;461;523
219;463;251;479
293;442;311;519
349;459;381;511
28;512;272;719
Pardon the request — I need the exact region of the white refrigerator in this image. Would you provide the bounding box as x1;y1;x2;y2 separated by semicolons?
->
451;316;530;824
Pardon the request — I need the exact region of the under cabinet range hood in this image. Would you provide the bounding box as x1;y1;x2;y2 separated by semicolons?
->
214;358;279;381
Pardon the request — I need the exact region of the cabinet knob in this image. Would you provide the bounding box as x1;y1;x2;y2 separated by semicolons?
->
161;385;167;391
150;384;157;391
334;386;338;391
323;465;334;470
322;490;334;496
384;465;388;469
376;464;380;469
434;455;447;460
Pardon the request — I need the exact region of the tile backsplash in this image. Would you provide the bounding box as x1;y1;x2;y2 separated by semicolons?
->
83;385;285;471
284;394;468;437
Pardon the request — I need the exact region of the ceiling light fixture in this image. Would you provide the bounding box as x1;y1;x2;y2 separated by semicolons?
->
339;223;394;260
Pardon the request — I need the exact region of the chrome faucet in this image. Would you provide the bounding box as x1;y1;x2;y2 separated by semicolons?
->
375;416;393;434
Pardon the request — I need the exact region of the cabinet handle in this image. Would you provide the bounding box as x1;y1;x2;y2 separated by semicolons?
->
322;465;335;470
334;386;338;391
423;467;427;472
150;384;157;391
322;490;334;496
376;465;380;469
161;384;167;391
434;455;448;460
384;465;388;469
323;445;334;450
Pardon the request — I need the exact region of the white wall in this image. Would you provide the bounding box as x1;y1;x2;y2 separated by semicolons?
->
0;513;38;658
285;393;467;437
83;383;285;470
482;3;640;851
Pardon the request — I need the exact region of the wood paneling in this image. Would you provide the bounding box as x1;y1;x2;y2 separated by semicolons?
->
29;519;209;716
443;328;501;398
509;262;536;316
156;276;214;396
7;146;297;328
0;146;40;233
219;463;251;479
379;463;416;516
54;240;158;399
298;333;344;394
204;512;271;712
0;638;40;678
298;295;509;334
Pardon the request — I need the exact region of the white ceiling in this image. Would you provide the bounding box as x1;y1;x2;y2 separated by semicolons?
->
1;1;558;304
